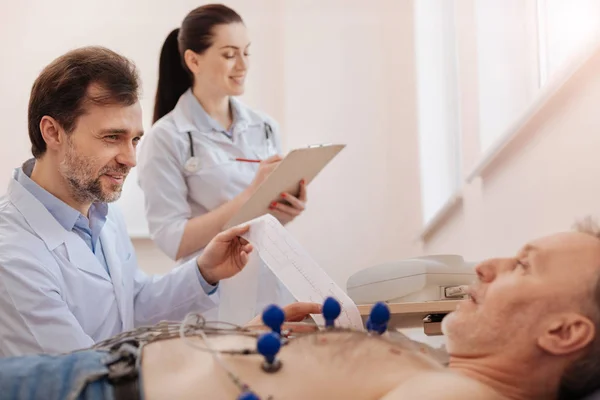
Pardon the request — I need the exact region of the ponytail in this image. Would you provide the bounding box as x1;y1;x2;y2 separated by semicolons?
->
153;28;191;123
153;5;244;123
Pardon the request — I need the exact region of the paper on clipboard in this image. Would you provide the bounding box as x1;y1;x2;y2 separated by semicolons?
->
225;144;345;229
240;214;364;330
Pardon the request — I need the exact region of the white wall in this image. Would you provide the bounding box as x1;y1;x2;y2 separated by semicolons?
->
280;0;422;287
424;45;600;263
1;1;423;287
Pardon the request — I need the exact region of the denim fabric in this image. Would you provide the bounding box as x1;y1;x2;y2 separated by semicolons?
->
0;350;114;400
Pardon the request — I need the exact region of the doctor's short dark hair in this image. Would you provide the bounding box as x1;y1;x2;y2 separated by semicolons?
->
28;46;140;158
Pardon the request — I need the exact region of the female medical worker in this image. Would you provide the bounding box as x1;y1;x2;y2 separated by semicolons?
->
137;4;306;324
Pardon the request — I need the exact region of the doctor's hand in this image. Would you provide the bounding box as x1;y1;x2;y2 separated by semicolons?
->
248;155;282;192
245;302;322;333
269;178;307;225
196;225;253;285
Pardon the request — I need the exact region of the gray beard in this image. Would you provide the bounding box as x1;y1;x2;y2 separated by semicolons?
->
59;140;128;204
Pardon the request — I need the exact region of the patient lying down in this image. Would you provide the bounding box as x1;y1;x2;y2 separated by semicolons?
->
4;221;600;400
140;220;600;400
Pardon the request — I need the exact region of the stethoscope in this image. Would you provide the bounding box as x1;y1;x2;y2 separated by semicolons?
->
184;123;276;173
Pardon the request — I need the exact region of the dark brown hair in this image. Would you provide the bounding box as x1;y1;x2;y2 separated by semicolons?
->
152;4;243;123
28;46;140;158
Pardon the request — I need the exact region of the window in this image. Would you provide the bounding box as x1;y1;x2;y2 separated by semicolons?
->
475;0;600;154
475;0;540;153
414;0;461;224
538;0;600;85
415;0;600;227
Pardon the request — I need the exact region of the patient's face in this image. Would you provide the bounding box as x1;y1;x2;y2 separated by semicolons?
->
443;231;600;356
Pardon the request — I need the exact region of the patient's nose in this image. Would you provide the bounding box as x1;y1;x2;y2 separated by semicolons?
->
475;260;498;283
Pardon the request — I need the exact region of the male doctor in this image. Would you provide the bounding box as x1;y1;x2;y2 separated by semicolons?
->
0;46;318;357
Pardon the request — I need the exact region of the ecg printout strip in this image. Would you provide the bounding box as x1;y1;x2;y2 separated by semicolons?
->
217;250;261;325
242;215;364;330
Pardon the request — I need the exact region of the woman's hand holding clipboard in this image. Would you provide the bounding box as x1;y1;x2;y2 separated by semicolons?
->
225;144;346;229
236;155;307;225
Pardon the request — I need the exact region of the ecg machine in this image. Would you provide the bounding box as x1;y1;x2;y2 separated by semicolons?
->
346;255;477;335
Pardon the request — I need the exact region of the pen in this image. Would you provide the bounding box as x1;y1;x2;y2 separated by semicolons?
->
231;158;262;163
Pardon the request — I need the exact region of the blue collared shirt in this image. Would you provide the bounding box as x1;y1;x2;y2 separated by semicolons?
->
17;159;217;294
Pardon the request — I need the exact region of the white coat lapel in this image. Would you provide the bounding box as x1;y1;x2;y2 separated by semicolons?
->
62;233;111;282
99;220;128;327
9;175;111;282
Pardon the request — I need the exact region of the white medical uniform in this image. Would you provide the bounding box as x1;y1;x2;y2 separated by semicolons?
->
137;89;294;324
0;163;218;357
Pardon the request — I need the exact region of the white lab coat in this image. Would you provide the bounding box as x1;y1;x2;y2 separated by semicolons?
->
137;89;294;324
0;171;217;357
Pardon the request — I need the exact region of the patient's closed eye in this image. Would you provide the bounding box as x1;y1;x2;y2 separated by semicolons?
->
516;260;529;272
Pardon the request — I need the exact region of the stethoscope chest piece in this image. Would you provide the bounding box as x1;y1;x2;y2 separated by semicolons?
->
184;131;202;173
184;156;201;173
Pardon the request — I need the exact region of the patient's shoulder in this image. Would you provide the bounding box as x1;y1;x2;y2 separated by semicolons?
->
381;371;506;400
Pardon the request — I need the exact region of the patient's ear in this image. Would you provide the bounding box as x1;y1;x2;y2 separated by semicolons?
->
537;314;595;355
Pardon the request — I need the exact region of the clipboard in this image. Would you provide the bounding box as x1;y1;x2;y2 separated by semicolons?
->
225;143;346;228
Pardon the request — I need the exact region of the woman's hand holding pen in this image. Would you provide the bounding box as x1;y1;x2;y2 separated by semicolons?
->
237;155;308;225
247;155;282;191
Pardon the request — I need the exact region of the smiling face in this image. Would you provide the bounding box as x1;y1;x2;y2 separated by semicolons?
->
54;84;143;205
443;231;600;358
185;22;251;97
